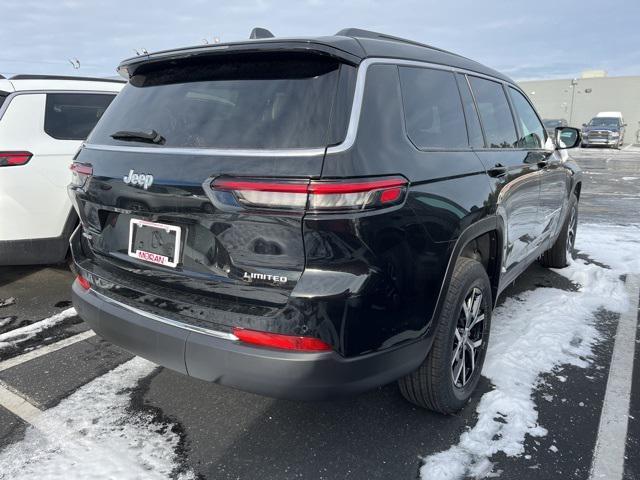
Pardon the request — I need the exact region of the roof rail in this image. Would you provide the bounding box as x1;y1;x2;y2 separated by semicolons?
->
335;28;464;58
9;74;126;84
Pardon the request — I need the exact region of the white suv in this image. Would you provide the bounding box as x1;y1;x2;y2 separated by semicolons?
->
0;74;123;265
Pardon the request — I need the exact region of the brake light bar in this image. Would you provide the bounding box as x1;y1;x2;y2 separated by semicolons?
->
232;327;332;352
211;176;408;212
0;151;32;167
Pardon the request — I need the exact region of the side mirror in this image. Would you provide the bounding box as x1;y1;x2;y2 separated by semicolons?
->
582;123;587;127
623;123;628;127
556;127;581;149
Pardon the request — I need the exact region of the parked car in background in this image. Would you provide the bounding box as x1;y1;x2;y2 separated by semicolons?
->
69;28;582;414
0;74;123;265
542;118;568;139
581;111;626;148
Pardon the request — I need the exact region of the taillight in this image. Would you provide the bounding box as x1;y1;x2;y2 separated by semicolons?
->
70;162;93;187
76;274;91;291
233;328;332;352
0;151;32;167
210;176;408;212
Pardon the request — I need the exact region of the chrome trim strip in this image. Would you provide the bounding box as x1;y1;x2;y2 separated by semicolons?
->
327;58;516;155
82;57;514;158
83;143;326;158
92;289;239;341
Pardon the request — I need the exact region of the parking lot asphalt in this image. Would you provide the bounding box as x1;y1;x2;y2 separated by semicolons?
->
0;146;638;480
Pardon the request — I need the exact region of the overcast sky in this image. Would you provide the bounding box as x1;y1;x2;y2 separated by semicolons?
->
2;0;639;81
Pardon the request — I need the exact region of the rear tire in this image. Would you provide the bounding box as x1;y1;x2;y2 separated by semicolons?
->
540;194;578;268
398;257;492;414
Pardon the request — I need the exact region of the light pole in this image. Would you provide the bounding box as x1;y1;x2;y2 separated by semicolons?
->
568;78;578;126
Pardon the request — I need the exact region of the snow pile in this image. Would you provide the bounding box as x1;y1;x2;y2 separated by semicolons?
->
420;224;640;480
0;357;194;480
0;308;77;351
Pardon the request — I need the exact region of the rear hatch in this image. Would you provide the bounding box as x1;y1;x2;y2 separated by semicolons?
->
72;50;356;329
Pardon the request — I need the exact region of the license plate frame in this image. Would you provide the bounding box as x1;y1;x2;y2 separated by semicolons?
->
127;218;182;268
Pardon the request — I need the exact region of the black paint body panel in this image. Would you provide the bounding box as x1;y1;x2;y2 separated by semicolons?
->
69;35;581;398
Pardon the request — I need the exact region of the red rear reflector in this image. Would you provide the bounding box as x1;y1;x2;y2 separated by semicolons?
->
76;274;91;291
0;151;32;167
380;187;403;204
233;328;332;352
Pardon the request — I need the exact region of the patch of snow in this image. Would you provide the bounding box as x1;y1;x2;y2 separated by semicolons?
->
420;224;639;480
0;297;16;308
556;375;567;383
0;357;194;480
549;445;558;453
575;223;640;274
622;177;638;181
0;317;12;328
0;308;77;351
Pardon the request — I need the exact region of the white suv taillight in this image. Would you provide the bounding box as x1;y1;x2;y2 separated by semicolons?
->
209;176;408;212
0;151;32;167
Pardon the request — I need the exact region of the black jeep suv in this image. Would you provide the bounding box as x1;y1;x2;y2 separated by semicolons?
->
69;28;582;413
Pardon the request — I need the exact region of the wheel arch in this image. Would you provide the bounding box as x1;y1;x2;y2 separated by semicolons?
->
428;216;504;333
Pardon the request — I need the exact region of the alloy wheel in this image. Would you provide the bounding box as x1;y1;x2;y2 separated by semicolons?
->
451;287;485;388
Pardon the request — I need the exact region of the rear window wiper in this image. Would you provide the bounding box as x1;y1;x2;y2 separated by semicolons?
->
111;129;165;144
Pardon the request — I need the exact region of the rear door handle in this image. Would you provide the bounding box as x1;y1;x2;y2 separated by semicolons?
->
487;164;508;177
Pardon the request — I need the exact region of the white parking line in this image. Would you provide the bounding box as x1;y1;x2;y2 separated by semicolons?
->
589;274;640;480
0;380;42;424
0;330;95;373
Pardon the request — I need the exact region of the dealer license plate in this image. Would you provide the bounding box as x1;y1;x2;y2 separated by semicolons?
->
127;219;182;268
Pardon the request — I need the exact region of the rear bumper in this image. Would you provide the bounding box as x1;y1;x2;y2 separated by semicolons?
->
72;280;431;400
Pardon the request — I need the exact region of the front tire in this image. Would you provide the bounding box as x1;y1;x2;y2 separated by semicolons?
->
540;194;578;268
398;257;492;414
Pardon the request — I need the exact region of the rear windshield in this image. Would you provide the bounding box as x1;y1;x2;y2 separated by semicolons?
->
88;53;352;150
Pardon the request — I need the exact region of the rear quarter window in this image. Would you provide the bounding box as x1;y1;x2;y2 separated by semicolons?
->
398;67;468;149
44;93;116;140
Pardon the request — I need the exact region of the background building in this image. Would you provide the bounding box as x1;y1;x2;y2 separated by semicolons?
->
519;73;640;143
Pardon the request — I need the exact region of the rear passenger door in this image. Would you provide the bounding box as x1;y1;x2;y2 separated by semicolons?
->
465;75;542;272
507;87;566;243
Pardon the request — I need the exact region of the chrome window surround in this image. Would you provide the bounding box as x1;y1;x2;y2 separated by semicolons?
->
92;288;239;341
82;57;521;158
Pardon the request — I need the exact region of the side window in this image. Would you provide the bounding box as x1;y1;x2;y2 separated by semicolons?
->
398;67;468;149
455;74;484;148
468;76;517;148
0;92;8;112
44;93;116;140
508;87;546;149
